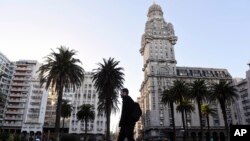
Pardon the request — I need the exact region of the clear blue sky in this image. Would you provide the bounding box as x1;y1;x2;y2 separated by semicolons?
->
1;0;250;131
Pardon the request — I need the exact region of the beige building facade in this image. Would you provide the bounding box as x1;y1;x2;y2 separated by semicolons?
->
138;3;237;141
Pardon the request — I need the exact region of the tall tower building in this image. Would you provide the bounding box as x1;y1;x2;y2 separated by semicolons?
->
139;3;235;140
140;3;177;77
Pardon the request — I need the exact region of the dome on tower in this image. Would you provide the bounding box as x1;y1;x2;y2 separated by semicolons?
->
147;3;163;16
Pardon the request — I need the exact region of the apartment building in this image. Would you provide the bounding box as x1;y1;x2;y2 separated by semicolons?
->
233;63;250;124
68;72;106;139
0;52;14;126
4;60;48;133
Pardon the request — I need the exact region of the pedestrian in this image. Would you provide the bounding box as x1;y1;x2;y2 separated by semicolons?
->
117;88;136;141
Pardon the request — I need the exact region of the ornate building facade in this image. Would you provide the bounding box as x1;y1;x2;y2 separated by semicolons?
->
138;3;236;141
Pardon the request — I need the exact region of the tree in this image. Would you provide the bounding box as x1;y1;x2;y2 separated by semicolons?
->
161;88;177;141
176;98;195;129
38;46;84;141
92;57;124;141
210;80;238;141
189;79;208;141
170;80;189;141
77;104;95;141
201;104;216;140
61;99;73;132
171;80;189;130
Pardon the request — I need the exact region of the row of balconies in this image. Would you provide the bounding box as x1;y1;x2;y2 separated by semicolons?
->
3;123;22;126
15;67;32;71
8;99;26;103
9;93;27;97
7;104;25;108
11;82;29;86
12;77;30;81
10;88;29;92
14;72;32;76
5;110;24;114
4;117;23;120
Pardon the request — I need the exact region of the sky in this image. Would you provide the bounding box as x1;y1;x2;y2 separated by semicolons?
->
1;0;250;132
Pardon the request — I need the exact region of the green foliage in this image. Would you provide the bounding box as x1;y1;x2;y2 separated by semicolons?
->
61;99;73;119
92;57;124;141
77;104;95;141
38;46;84;140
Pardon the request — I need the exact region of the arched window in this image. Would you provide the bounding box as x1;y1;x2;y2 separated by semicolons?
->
157;67;169;75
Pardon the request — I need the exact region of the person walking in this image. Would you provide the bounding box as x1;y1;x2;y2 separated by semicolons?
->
117;88;136;141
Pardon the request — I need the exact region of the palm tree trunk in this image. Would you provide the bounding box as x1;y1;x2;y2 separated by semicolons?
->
220;101;229;141
84;119;88;141
185;110;188;129
197;99;203;141
206;115;210;141
55;85;63;141
179;98;186;141
62;117;65;133
105;98;111;141
181;111;186;141
170;103;176;141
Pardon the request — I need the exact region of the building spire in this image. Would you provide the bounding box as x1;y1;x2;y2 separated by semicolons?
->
153;0;156;4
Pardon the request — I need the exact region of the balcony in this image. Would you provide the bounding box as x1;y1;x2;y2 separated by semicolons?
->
4;117;23;120
12;82;29;86
12;77;27;81
5;110;24;114
3;123;22;126
9;94;27;97
14;72;31;76
15;67;32;71
10;88;29;92
7;105;25;108
8;99;26;103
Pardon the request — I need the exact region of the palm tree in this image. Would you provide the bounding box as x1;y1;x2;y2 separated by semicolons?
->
161;88;177;141
171;80;189;130
92;57;124;141
176;98;195;129
189;79;208;140
201;104;216;140
210;80;238;141
77;104;95;141
38;46;84;141
61;99;73;132
170;80;189;141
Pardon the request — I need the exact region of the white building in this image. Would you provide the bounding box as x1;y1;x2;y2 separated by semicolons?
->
68;72;106;137
4;60;48;133
233;63;250;124
0;52;14;127
139;3;236;141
